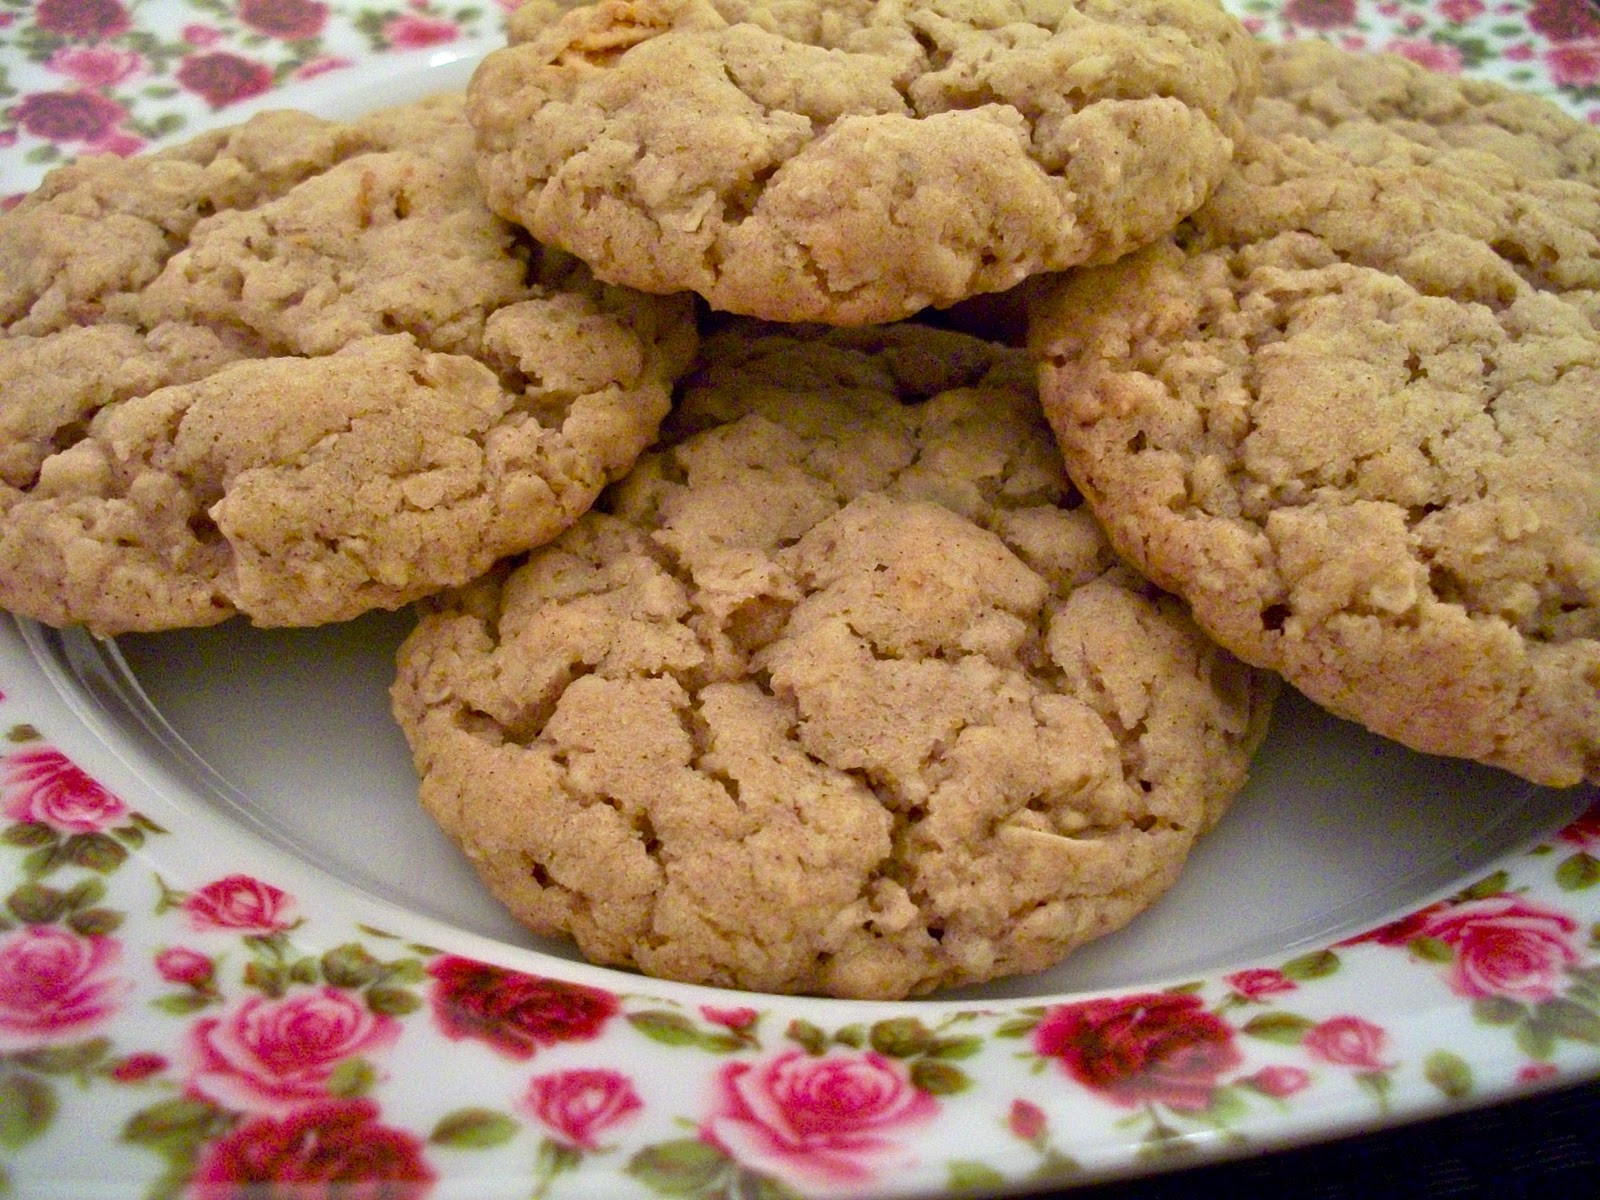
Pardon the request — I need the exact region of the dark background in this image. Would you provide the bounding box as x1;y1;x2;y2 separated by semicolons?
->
1034;1078;1599;1199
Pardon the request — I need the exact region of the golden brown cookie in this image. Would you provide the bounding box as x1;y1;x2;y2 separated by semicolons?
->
0;92;697;635
1029;46;1600;788
1251;38;1600;182
391;323;1275;998
466;0;1260;325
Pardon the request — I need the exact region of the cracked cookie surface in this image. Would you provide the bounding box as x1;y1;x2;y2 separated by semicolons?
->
0;91;697;635
391;323;1274;998
1029;44;1600;787
466;0;1259;325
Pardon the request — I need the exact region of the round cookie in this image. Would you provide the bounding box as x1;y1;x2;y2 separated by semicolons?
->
466;0;1260;325
0;92;697;635
1029;47;1600;788
391;323;1275;999
1250;38;1600;182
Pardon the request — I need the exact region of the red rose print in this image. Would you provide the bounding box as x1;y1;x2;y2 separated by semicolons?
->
238;0;329;41
186;987;400;1115
522;1068;643;1150
110;1052;168;1083
1517;1062;1560;1085
1240;1065;1311;1099
427;956;618;1059
45;45;144;87
191;1098;436;1200
2;746;127;831
175;52;275;108
155;946;215;988
1303;1016;1393;1071
1338;901;1450;948
382;13;460;48
1033;991;1242;1112
0;926;126;1048
1557;802;1600;850
1420;896;1580;1002
1223;968;1297;1001
1528;0;1600;42
702;1050;938;1192
33;0;131;39
1548;42;1600;88
182;874;297;933
1283;0;1356;29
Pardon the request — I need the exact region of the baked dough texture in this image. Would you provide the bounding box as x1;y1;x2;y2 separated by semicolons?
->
391;323;1274;998
466;0;1259;325
1030;43;1600;787
0;92;697;635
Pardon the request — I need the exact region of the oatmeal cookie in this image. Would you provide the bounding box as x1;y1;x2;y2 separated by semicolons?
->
466;0;1259;325
391;323;1274;998
1029;47;1600;787
0;92;696;635
1250;38;1600;183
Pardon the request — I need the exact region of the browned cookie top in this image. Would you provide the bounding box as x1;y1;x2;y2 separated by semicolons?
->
467;0;1259;324
0;92;697;635
1030;44;1600;787
392;322;1274;999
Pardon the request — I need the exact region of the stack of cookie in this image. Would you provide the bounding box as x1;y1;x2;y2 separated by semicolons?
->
0;0;1594;999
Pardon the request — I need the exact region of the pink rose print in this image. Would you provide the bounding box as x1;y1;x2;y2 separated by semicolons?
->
1224;968;1297;1002
295;56;355;81
382;13;460;48
1303;1016;1394;1071
1240;1065;1311;1099
1007;1098;1047;1142
33;0;131;39
1283;0;1356;29
427;956;618;1059
45;45;145;87
701;1005;760;1031
155;946;215;988
186;986;400;1115
1421;896;1580;1002
238;0;329;41
182;874;297;934
191;1098;436;1200
182;23;224;46
702;1050;938;1193
0;926;126;1048
522;1069;643;1150
85;128;145;157
1547;42;1600;88
1032;991;1243;1112
1383;38;1466;72
2;746;127;831
1527;0;1600;43
175;52;275;108
1437;0;1485;22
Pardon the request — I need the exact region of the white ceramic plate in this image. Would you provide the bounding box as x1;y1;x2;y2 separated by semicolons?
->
3;5;1600;1199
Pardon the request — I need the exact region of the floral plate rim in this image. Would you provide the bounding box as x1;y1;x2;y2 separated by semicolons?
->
4;612;1600;1200
5;2;1600;1198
